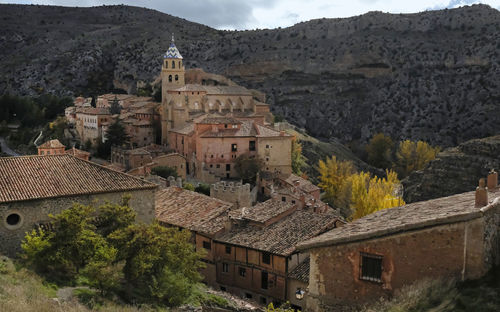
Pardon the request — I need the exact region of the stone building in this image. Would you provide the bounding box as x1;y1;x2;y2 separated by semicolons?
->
210;181;257;209
155;186;234;286
75;107;113;144
37;139;90;161
168;115;292;182
0;155;158;257
297;175;500;311
37;139;66;156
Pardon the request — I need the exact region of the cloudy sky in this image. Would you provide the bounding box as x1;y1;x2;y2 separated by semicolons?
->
1;0;500;29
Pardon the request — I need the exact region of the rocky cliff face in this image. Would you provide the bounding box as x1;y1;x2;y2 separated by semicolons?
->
1;4;500;148
403;135;500;203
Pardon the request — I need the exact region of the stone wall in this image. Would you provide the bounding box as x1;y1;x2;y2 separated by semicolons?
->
306;218;487;311
210;181;253;208
0;189;155;257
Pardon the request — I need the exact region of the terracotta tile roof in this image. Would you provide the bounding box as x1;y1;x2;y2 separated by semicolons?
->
200;120;257;138
170;123;195;135
229;199;295;224
38;139;65;149
0;155;157;204
288;258;310;283
64;147;90;157
75;107;111;115
255;124;289;137
281;174;320;193
171;85;252;96
298;190;499;250
217;210;338;256
155;187;233;236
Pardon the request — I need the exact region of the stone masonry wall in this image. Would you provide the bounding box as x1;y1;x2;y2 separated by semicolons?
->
210;181;252;208
306;218;486;311
0;189;155;257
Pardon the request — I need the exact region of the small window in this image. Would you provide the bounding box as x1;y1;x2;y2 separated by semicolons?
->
239;267;246;277
210;164;213;168
172;60;175;69
175;74;179;81
224;124;228;128
266;144;269;148
292;200;296;204
225;245;231;254
168;75;172;82
231;144;237;152
202;241;212;250
211;155;214;158
6;213;20;226
262;252;271;265
226;164;230;171
281;197;286;202
216;164;220;168
249;141;256;151
222;263;229;273
360;253;383;282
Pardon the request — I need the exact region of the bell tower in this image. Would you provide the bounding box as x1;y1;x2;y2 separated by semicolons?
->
161;34;185;145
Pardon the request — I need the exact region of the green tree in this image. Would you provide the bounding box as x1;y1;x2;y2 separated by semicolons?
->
183;182;195;191
109;223;204;305
234;154;264;183
110;96;121;115
151;166;178;179
366;133;394;169
106;120;129;147
291;138;307;175
82;243;122;295
194;183;211;196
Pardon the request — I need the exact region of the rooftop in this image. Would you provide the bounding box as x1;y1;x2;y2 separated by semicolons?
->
170;123;195;135
155;187;233;236
199;120;257;138
0;155;157;204
164;41;183;59
255;124;289;138
298;190;498;250
217;210;338;256
288;258;310;283
229;199;296;224
38;139;65;149
75;107;111;115
170;85;253;96
281;174;320;193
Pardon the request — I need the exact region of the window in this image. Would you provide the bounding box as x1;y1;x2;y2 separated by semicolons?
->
261;272;268;289
165;60;168;68
202;241;211;250
168;75;172;82
281;197;286;202
222;263;229;273
210;164;213;168
178;61;181;68
292;200;296;204
226;164;231;171
172;60;175;68
231;144;237;152
239;267;246;277
249;141;256;151
224;124;228;128
216;164;220;168
360;253;383;282
175;74;178;81
211;155;214;158
6;213;20;226
225;245;231;254
262;252;271;265
266;144;269;148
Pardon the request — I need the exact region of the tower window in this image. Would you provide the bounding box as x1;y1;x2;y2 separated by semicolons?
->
178;61;181;68
168;75;172;82
175;74;179;81
172;60;175;69
165;60;168;68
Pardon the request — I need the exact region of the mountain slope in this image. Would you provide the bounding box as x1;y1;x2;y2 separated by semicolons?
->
1;4;500;148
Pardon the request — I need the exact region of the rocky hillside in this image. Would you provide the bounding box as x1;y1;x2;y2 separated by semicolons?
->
403;135;500;203
1;4;500;147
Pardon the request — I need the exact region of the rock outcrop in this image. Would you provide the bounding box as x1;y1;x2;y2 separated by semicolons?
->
403;135;500;203
1;4;500;147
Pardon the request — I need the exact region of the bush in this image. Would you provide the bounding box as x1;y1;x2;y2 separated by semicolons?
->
151;166;178;179
194;183;211;196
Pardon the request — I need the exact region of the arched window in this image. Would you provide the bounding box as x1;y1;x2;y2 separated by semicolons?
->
172;61;175;69
168;75;172;82
165;60;168;68
178;61;181;68
175;74;179;81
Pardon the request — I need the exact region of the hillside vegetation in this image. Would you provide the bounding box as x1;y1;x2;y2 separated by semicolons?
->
1;4;500;148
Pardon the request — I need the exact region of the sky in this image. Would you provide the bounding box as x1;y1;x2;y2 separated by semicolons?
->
1;0;500;29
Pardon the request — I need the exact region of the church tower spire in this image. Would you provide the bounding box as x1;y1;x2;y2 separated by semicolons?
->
161;33;185;91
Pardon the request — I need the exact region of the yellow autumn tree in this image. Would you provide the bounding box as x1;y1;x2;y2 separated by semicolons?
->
350;170;404;220
395;140;440;178
317;156;355;209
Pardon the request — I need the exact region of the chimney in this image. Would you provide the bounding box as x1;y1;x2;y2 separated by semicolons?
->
487;169;498;190
475;178;488;208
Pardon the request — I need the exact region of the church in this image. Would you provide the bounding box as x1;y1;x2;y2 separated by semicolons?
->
160;36;292;182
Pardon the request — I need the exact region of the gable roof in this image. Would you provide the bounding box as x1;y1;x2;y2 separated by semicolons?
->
0;155;157;204
216;210;338;256
297;190;497;250
288;257;310;283
155;187;233;236
38;139;65;149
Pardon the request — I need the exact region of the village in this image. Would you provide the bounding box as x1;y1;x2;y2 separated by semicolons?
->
1;37;500;312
